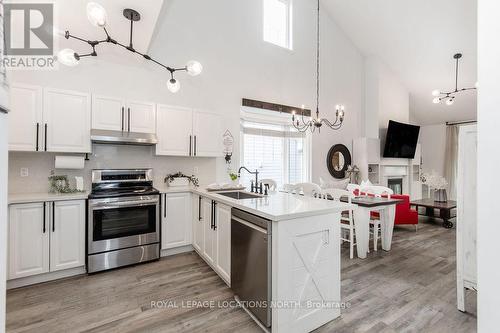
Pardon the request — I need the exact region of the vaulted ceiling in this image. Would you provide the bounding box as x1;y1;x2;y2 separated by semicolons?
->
323;0;477;125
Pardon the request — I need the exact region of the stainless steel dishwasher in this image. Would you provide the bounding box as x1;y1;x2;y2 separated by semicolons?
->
231;208;272;328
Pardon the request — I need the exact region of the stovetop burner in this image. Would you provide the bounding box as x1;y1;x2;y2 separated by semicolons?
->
89;169;159;199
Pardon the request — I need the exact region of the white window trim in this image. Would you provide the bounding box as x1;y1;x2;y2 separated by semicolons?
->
240;108;311;185
262;0;293;51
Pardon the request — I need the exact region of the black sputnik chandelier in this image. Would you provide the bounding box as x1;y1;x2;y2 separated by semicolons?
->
432;53;476;105
291;0;344;133
57;2;202;93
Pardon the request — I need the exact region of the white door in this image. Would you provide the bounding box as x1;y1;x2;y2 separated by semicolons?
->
162;193;192;250
192;110;222;157
50;200;86;272
91;94;125;131
215;203;231;283
8;84;42;151
192;195;205;253
202;198;216;265
156;105;193;156
126;100;156;133
43;88;91;153
8;202;49;279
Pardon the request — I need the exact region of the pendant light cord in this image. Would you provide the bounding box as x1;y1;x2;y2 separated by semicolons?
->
455;56;459;92
316;0;320;119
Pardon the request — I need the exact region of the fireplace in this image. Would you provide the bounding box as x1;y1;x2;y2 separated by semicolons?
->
388;178;403;195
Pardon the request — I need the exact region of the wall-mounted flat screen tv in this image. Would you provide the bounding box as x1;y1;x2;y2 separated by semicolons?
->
383;120;420;158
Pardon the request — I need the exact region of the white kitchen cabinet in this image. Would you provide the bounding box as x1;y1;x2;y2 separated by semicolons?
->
192;195;204;253
127;100;156;134
161;193;192;250
192;110;222;157
156;104;193;156
156;105;222;157
91;94;125;131
8;84;42;151
43;88;91;153
202;198;216;265
8;200;86;280
8;202;49;279
215;203;231;283
50;200;86;272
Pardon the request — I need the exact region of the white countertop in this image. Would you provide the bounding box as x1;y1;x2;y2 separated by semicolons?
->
8;191;90;205
158;185;350;221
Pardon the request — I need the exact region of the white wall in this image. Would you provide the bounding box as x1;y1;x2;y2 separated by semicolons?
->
477;0;500;330
363;56;410;139
8;0;365;187
419;123;446;176
0;113;7;333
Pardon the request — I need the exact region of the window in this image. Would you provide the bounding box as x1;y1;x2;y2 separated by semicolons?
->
240;111;310;189
263;0;292;50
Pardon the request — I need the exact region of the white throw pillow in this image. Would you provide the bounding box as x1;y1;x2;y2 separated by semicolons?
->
360;179;373;188
319;177;350;190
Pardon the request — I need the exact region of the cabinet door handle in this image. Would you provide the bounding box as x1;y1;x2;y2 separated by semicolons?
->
121;107;125;131
35;123;39;151
194;136;197;156
44;123;48;151
42;202;46;233
163;194;167;218
189;135;192;156
52;202;55;232
198;196;202;221
210;200;214;229
213;202;217;230
127;107;131;132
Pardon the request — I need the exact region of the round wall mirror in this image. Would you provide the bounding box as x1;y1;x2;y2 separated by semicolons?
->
326;144;352;179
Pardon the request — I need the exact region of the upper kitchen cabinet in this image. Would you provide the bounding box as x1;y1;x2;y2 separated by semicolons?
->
192;110;222;157
127;100;156;134
156;105;222;157
8;84;43;151
156;104;193;156
44;88;91;153
91;95;125;132
92;95;156;134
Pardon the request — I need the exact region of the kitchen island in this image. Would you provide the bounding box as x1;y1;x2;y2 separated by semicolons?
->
159;186;351;333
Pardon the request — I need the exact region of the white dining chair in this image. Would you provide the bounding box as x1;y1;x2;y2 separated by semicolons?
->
322;188;356;259
259;179;277;192
363;186;393;251
295;182;322;198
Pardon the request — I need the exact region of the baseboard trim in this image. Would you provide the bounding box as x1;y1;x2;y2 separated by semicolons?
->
7;266;86;289
161;245;194;257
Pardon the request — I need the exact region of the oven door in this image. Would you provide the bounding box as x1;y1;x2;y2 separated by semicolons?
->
88;195;160;254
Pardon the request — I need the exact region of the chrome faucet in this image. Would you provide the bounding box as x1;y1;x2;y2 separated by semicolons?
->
238;166;260;193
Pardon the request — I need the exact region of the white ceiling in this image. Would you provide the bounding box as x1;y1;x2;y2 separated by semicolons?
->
323;0;477;125
55;0;163;66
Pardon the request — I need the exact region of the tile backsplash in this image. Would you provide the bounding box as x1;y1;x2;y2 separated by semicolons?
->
8;144;218;194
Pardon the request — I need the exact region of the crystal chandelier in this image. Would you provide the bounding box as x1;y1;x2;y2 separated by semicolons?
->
432;53;476;106
292;0;344;133
58;2;202;93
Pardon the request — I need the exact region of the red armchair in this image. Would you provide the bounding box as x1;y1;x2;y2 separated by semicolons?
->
370;194;419;230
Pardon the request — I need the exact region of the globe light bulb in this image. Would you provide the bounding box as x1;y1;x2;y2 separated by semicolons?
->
167;78;180;93
432;97;440;104
186;60;203;76
445;97;454;106
57;48;79;66
432;89;440;97
87;2;107;27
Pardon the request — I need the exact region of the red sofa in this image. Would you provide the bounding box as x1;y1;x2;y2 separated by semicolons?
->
370;194;419;228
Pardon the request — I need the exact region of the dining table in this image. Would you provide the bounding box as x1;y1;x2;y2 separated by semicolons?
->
342;196;403;259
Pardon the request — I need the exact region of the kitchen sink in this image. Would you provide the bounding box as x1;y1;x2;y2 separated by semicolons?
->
216;191;262;200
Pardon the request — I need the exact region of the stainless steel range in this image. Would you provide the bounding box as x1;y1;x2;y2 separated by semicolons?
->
87;169;160;273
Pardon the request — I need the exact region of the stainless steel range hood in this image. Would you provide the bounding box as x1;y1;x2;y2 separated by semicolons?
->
91;129;158;146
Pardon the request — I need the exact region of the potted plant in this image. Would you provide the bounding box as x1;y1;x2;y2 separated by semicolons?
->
421;172;448;202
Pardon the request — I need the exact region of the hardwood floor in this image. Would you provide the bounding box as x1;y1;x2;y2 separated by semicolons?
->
6;217;476;333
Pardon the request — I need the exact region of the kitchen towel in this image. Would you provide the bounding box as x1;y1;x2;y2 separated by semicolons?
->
55;156;85;169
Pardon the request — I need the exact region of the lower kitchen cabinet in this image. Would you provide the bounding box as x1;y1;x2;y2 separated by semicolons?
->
193;195;231;284
161;193;192;250
8;200;86;280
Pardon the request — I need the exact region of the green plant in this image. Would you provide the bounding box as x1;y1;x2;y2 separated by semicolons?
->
164;172;199;187
229;172;238;181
